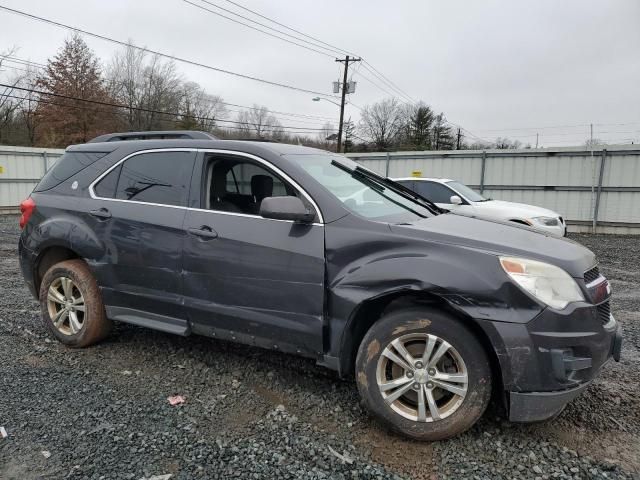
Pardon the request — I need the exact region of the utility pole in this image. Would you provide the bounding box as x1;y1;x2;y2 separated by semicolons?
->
335;55;361;153
456;128;462;150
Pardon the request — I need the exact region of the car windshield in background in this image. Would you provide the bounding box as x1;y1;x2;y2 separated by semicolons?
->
446;180;486;202
287;154;433;222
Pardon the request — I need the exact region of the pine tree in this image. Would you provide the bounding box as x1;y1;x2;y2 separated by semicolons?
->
36;34;117;146
407;104;435;149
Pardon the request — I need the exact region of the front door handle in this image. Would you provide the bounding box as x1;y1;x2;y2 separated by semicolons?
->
187;226;218;239
89;208;112;220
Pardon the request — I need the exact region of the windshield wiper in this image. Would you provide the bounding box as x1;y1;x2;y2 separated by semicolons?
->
350;164;443;214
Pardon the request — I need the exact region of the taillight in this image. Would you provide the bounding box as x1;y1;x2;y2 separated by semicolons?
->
19;197;36;229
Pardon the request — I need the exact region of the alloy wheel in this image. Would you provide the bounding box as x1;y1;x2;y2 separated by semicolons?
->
376;333;468;422
46;276;86;335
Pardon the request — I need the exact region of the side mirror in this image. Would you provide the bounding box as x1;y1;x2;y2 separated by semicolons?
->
450;195;463;205
259;196;315;223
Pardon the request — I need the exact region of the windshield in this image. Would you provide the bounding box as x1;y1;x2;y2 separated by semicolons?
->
446;180;486;202
286;154;434;222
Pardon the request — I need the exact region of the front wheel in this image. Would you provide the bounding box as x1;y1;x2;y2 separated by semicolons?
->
355;306;492;440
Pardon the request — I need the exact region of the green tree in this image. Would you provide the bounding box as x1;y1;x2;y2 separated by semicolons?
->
407;103;435;149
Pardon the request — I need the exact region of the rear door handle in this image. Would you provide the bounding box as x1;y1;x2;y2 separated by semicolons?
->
89;208;112;220
187;226;218;239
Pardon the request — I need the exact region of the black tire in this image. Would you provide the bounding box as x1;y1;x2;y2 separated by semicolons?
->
355;306;492;441
39;259;112;347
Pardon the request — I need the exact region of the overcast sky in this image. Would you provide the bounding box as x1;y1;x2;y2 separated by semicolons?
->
1;0;639;146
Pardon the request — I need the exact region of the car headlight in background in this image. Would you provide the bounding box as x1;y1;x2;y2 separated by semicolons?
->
530;216;560;226
500;257;585;309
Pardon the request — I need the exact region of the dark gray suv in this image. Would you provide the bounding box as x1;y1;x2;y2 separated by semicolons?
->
18;131;621;440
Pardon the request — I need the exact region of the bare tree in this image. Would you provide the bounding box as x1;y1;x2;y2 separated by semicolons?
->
317;121;337;149
0;47;26;143
17;67;41;146
178;81;227;132
359;98;407;150
236;104;281;139
107;44;183;131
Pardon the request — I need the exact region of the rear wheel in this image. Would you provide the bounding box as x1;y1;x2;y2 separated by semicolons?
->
39;259;112;347
355;306;492;440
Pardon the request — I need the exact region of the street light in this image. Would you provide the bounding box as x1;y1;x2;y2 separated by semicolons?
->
312;96;340;107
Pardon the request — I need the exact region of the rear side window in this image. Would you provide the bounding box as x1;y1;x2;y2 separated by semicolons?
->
413;181;455;203
34;151;108;192
112;151;195;207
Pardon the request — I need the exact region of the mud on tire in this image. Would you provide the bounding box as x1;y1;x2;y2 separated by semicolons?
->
355;306;492;441
39;259;112;347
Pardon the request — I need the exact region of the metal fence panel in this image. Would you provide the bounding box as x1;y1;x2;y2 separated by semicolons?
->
0;146;64;210
1;145;639;232
347;145;640;234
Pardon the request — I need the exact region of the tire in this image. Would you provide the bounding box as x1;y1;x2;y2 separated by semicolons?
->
355;306;492;441
39;259;112;347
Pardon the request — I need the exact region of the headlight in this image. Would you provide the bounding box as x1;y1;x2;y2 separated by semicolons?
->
500;257;584;309
530;216;559;226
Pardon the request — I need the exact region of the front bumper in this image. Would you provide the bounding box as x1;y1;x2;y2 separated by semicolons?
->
508;318;622;422
478;302;622;423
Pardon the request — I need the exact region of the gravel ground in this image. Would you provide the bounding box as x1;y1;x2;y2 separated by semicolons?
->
0;215;638;480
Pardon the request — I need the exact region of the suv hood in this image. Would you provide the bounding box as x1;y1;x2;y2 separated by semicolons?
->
472;199;560;219
390;213;594;278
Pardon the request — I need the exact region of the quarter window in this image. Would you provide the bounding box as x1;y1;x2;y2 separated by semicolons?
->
104;151;195;206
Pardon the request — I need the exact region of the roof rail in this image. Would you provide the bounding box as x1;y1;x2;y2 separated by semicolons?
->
88;130;217;143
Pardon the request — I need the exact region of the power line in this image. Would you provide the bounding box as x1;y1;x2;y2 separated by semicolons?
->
188;0;419;106
0;92;326;135
362;61;417;104
182;0;336;58
220;0;356;57
0;83;330;132
0;4;334;98
1;55;336;125
190;0;347;57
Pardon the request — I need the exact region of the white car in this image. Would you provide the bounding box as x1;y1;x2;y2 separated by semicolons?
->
394;177;567;237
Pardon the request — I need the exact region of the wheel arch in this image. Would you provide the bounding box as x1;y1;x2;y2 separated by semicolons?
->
337;291;505;403
34;245;82;293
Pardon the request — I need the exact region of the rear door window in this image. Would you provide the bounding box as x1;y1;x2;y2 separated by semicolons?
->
113;151;196;207
34;151;108;192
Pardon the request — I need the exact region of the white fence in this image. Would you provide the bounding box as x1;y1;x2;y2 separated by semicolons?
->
0;146;64;213
1;144;639;233
347;145;640;234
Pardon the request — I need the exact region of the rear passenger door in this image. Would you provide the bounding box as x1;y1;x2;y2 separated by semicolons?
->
87;149;197;334
182;151;325;356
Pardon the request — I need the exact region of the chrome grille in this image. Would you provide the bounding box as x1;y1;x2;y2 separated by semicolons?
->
597;301;611;324
584;265;600;284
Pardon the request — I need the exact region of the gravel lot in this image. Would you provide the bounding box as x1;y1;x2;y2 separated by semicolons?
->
1;214;638;480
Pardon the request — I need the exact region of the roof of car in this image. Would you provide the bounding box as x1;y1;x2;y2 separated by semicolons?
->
68;138;329;157
393;177;453;183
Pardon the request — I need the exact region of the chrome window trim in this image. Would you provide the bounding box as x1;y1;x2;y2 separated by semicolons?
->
88;147;324;225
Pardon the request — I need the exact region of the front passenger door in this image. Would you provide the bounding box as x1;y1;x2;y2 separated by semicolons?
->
182;152;325;356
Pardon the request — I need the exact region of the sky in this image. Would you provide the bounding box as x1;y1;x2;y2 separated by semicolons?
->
1;0;639;147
